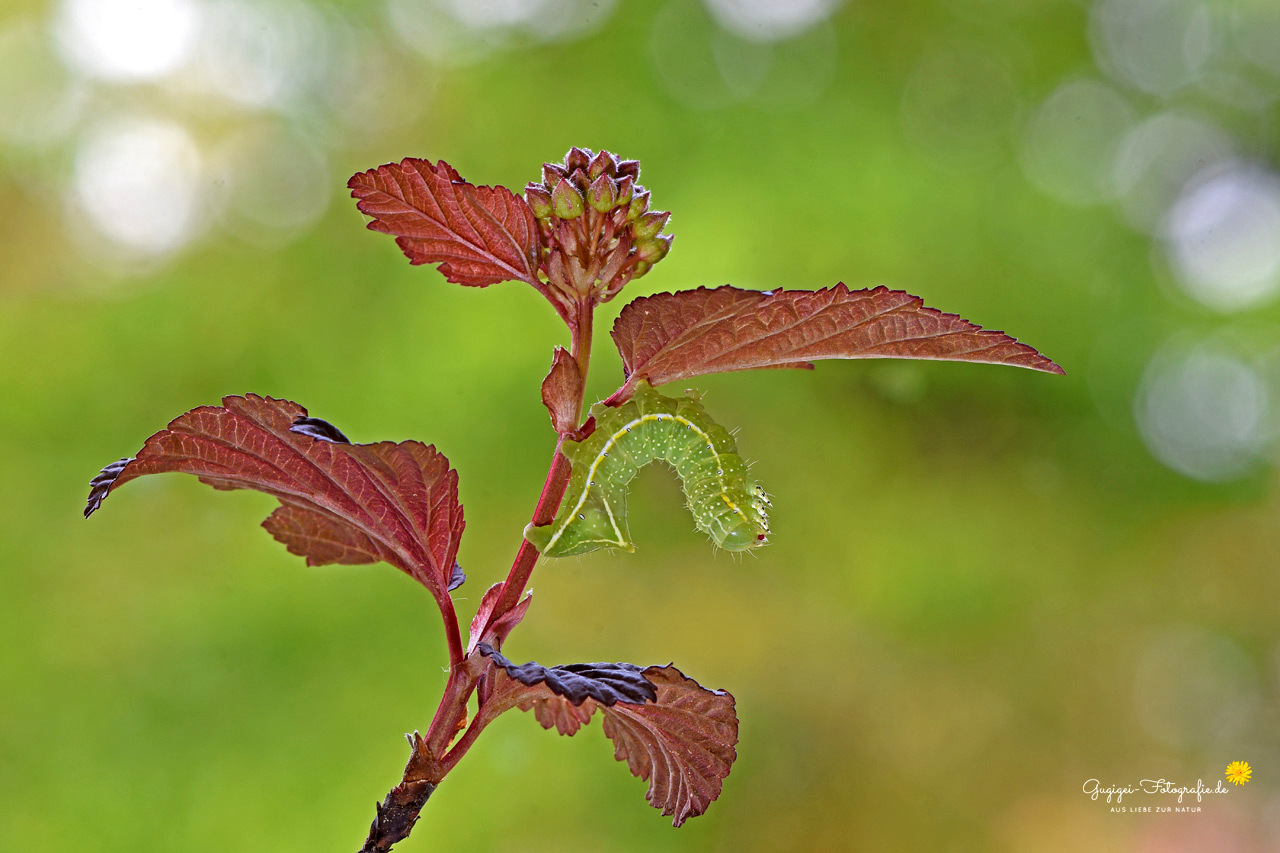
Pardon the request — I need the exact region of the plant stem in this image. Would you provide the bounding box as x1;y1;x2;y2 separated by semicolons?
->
572;298;594;413
483;298;593;632
357;775;436;853
360;299;596;851
426;297;592;755
436;699;500;775
421;658;472;758
436;590;464;667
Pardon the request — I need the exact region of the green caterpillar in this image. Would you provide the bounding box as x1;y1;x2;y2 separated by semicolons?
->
524;381;770;557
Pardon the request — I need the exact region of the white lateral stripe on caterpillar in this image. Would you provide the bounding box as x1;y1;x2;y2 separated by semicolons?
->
539;411;752;554
524;381;770;556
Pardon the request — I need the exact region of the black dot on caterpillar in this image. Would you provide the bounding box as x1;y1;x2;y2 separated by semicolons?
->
524;381;770;558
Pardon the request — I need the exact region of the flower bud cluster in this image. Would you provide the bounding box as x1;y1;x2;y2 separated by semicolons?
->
525;148;672;313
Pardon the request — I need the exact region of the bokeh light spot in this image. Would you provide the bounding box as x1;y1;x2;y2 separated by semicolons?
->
751;21;837;111
703;0;843;43
55;0;199;82
518;0;617;42
1090;0;1215;96
210;123;331;246
72;117;203;255
194;0;329;110
442;0;544;29
1136;340;1268;481
651;1;740;111
1162;163;1280;313
384;0;499;65
1020;78;1134;206
1112;111;1235;234
711;28;774;101
385;0;615;64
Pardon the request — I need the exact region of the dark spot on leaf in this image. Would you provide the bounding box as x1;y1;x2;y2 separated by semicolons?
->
84;457;132;518
477;643;657;706
82;395;464;599
291;415;351;444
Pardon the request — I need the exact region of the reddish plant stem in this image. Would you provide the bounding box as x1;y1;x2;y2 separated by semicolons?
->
483;298;593;633
419;298;594;768
436;697;503;775
601;382;633;408
417;582;467;760
435;590;464;668
482;452;569;627
421;655;472;760
361;289;601;851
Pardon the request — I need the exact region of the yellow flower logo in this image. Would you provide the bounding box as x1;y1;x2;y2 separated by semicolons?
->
1225;761;1252;786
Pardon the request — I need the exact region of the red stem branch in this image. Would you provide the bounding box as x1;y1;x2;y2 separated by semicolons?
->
415;298;594;773
435;590;464;668
483;298;593;633
435;698;503;776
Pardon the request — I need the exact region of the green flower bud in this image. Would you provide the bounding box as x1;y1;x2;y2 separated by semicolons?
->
633;210;670;240
614;175;635;207
627;190;650;222
632;260;652;279
542;163;566;188
565;147;591;174
636;234;672;263
587;174;617;212
551;176;585;219
525;185;552;218
588;150;618;180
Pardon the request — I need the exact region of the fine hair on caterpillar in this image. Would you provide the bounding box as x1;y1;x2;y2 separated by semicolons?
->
525;381;770;557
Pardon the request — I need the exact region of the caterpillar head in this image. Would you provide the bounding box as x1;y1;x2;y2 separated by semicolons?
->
718;481;771;551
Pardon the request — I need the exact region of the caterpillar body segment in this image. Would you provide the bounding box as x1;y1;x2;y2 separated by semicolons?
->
524;381;770;557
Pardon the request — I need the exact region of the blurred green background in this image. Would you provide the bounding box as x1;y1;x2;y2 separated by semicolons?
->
3;0;1280;849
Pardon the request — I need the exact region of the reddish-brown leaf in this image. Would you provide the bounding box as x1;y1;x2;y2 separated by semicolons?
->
348;158;540;287
479;644;658;706
541;347;583;434
262;504;382;567
478;645;738;826
529;694;596;737
611;284;1063;395
84;395;465;601
467;583;532;654
598;666;738;827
